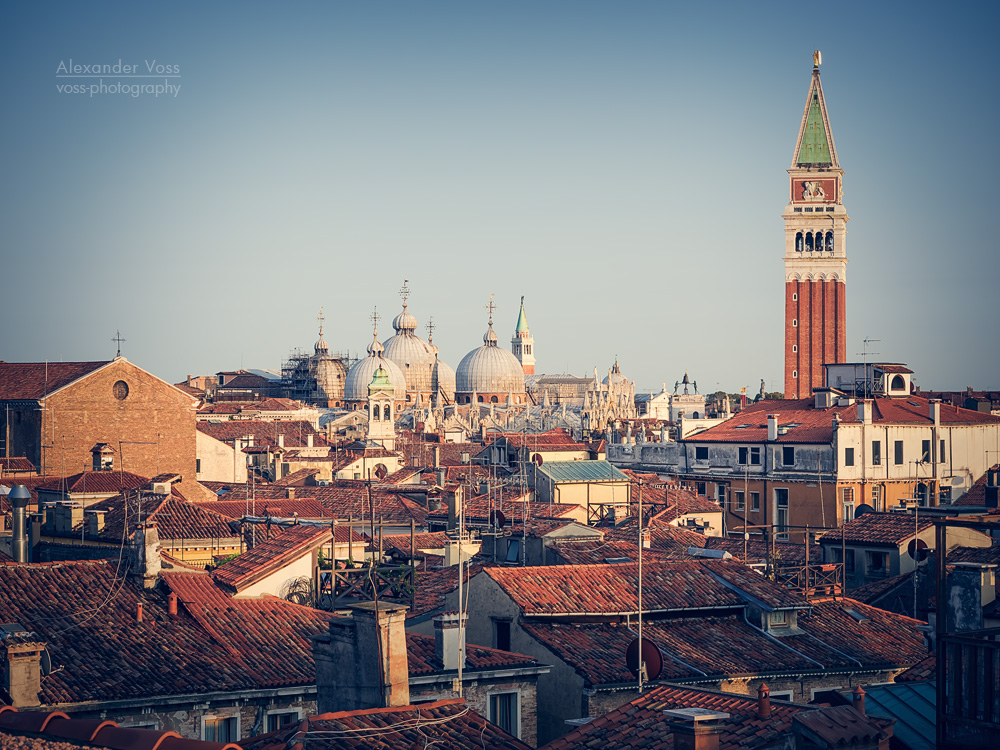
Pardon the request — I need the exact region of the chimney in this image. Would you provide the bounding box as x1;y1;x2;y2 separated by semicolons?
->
313;601;410;713
287;488;296;500
663;708;729;750
3;638;44;707
757;683;771;719
307;433;314;448
136;601;144;622
433;611;467;671
986;467;1000;509
766;415;778;442
168;592;178;616
130;522;162;589
434;445;441;469
858;400;873;425
86;510;106;538
278;433;285;448
248;434;255;447
9;485;31;563
436;469;446;488
447;486;463;531
930;399;941;427
852;685;866;716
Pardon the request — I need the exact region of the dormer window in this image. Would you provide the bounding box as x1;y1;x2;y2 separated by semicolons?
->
769;610;789;628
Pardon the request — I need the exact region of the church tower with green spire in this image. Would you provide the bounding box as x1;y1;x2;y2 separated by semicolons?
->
783;51;848;399
511;296;535;375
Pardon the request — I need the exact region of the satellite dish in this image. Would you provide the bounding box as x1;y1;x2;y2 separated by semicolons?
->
374;465;387;481
489;510;507;528
625;637;663;681
853;504;873;519
40;648;51;676
533;453;543;466
907;538;929;562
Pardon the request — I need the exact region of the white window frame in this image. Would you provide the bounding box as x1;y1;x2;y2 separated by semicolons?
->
265;708;302;733
487;688;522;739
770;690;794;701
201;713;240;743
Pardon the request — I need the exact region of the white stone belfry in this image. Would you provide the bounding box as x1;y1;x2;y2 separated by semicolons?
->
511;296;535;375
366;366;396;451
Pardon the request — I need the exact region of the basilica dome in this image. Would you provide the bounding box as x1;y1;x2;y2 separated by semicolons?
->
382;299;438;397
345;328;407;405
455;316;526;402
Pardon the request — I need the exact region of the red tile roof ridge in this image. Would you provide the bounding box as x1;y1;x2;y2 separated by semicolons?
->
213;525;330;591
314;697;466;721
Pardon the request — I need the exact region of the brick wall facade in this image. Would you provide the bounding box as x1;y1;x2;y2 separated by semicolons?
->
785;279;846;399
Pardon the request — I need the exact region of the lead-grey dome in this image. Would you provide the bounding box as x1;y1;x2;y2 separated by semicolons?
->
456;319;525;396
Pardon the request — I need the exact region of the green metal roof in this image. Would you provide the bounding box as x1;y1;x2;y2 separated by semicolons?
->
538;460;629;483
368;366;393;394
838;682;935;750
515;300;529;333
796;87;832;166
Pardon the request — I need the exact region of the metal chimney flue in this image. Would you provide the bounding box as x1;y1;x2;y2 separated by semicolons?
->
9;485;31;564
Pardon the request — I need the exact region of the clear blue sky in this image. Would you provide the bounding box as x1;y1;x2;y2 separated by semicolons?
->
2;1;997;393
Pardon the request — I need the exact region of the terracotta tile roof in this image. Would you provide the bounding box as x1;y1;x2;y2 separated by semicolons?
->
393;441;483;468
196;420;328;448
0;709;242;750
88;493;238;542
378;532;451;557
241;698;532;750
0;362;109;401
817;512;932;547
540;683;810;750
36;471;149;495
792;704;891;746
410;564;484;618
522;616;820;687
0;477;62;509
0;560;328;704
949;542;1000;564
197;498;334;521
206;485;428;526
894;651;935;682
485;429;580;450
603;517;709;554
953;465;999;506
779;598;927;670
0;458;36;473
485;561;750;616
546;540;686;566
428;496;580;525
381;467;422;484
212;524;329;592
271;468;321;486
850;571;915;605
691;395;1000;445
405;632;538;675
703;537;819;566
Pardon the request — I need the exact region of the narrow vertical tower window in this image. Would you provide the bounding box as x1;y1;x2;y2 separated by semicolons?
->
783;52;848;399
511;295;535;375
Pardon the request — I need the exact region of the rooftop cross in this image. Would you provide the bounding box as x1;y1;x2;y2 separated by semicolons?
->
484;293;497;325
317;306;325;335
112;330;126;358
399;279;410;307
426;316;435;342
370;307;380;335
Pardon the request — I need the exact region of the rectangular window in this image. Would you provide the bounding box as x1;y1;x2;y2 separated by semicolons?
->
842;486;855;522
504;538;520;563
782;446;795;467
738;447;749;465
750;492;760;512
770;691;794;701
695;446;708;461
940;439;946;462
842;487;854;504
844;448;854;467
774;489;789;541
894;441;904;465
735;490;745;511
769;610;788;628
872;484;883;512
939;486;952;504
867;551;888;577
267;713;299;733
493;619;511;652
196;458;202;473
489;692;519;738
872;441;881;466
845;549;855;573
696;481;707;496
750;447;761;465
203;717;239;743
921;440;930;463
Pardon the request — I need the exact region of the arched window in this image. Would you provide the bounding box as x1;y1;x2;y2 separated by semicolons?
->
825;231;834;251
890;375;905;391
795;232;803;252
491;396;498;403
373;404;380;420
385;405;391;420
693;411;700;419
805;232;814;251
477;396;484;403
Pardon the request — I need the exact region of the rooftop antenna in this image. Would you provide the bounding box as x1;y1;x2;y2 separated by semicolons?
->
112;330;126;358
857;338;881;397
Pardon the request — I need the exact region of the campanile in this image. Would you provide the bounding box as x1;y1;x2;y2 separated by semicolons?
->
783;51;848;399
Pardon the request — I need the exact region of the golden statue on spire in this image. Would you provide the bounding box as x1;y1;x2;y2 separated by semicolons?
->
813;50;822;68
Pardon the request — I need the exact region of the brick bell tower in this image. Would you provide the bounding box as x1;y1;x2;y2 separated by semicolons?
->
783;51;848;399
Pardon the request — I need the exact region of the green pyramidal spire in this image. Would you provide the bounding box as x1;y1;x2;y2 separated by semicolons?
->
515;296;529;333
796;90;832;166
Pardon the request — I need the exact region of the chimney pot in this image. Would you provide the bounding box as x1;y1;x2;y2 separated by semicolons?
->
136;601;144;622
433;611;468;672
9;485;31;564
757;683;771;719
3;641;44;707
168;592;178;616
766;415;778;442
278;433;285;448
852;685;866;716
287;488;295;499
307;433;314;448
